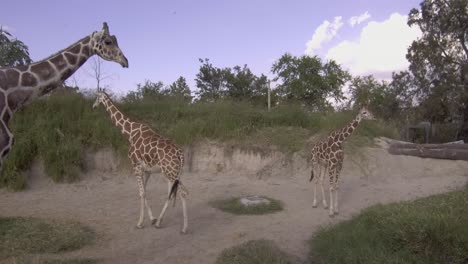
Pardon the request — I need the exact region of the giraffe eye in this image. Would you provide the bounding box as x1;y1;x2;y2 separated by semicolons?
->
104;39;112;45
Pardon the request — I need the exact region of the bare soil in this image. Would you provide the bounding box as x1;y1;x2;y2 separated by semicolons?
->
1;138;467;264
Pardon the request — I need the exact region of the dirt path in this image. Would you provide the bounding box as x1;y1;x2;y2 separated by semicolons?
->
1;142;467;264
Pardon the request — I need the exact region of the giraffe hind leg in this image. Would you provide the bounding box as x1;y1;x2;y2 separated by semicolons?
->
0;123;13;172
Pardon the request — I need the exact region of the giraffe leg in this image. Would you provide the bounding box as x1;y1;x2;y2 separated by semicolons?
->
320;167;328;209
334;184;339;215
155;199;170;229
179;191;188;234
135;174;146;228
328;168;336;217
142;171;156;224
312;166;318;208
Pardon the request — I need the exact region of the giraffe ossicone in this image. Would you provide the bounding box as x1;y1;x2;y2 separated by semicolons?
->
93;91;189;233
309;107;375;217
0;22;128;174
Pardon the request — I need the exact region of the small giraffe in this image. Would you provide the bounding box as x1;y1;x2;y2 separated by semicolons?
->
309;107;374;217
93;91;189;233
0;22;128;171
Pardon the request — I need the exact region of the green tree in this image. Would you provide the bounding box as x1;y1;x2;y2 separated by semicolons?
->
406;0;468;136
271;53;350;110
167;76;192;102
195;58;227;101
124;80;166;102
0;27;32;67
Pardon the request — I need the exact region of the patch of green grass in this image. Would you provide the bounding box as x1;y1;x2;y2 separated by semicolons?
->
210;196;283;215
309;187;468;264
216;239;294;264
0;217;95;259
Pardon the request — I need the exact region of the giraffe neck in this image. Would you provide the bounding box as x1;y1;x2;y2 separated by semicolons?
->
335;115;362;145
102;96;133;140
0;33;98;113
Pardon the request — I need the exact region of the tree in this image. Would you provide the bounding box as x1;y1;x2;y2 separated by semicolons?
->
86;57;114;90
406;0;468;138
195;58;227;101
0;27;31;67
124;80;166;102
167;76;192;102
271;53;351;110
349;75;403;120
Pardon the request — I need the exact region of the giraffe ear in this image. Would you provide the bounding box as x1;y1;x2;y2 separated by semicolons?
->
102;22;109;35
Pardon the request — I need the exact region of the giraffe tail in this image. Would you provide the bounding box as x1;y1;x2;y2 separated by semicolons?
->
309;164;315;182
169;180;180;207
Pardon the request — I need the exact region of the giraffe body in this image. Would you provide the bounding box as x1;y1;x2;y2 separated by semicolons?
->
0;22;128;172
93;92;188;233
310;107;374;217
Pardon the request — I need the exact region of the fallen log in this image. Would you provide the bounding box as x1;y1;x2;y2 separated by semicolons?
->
390;143;468;150
388;146;468;161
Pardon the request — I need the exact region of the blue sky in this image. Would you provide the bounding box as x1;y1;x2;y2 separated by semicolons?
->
2;0;422;96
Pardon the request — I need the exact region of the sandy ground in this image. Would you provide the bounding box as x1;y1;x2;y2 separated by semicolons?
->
1;140;467;264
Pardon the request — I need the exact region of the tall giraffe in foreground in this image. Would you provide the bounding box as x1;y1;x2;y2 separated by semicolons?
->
310;107;374;217
0;22;128;171
93;91;188;233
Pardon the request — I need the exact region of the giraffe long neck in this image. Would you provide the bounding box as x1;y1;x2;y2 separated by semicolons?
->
335;115;362;145
0;34;96;113
102;96;133;140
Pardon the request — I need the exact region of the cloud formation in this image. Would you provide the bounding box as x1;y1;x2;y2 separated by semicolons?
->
305;16;343;56
326;13;421;78
349;11;371;27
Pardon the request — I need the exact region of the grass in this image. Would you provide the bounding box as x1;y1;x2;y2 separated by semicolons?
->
0;217;95;260
210;196;283;215
1;91;398;190
11;257;100;264
216;239;295;264
309;187;468;264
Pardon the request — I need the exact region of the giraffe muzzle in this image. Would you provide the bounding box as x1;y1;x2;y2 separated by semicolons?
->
120;56;129;68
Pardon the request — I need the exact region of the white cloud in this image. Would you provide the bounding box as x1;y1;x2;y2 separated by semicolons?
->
305;16;343;56
349;11;371;27
326;13;422;78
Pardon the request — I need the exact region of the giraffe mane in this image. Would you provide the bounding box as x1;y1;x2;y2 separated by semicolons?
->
33;34;95;66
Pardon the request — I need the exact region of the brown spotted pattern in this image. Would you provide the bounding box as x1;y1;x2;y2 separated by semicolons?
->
93;92;189;232
309;107;374;217
0;22;128;175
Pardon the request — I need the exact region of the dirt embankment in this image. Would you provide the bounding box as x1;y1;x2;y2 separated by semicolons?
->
1;138;467;264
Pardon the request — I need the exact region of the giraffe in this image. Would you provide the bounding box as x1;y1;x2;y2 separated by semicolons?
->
0;22;128;172
93;91;189;233
309;107;374;217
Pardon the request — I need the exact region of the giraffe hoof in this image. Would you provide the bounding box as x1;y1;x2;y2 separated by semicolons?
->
312;204;317;208
323;205;328;209
151;218;158;225
180;229;187;235
334;211;339;215
136;224;144;229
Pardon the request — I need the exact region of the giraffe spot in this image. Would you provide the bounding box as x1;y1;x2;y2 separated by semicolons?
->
21;72;37;87
82;36;91;45
30;61;54;81
50;54;67;71
82;46;90;56
61;69;73;81
69;44;82;54
339;134;345;141
347;127;353;134
352;121;359;127
78;56;87;67
334;134;339;141
344;132;350;137
124;122;131;131
141;130;153;138
331;144;339;152
0;70;7;89
8;89;33;111
327;138;334;146
0;92;4;113
115;112;122;120
2;111;11;124
331;157;337;163
5;69;20;88
65;53;77;65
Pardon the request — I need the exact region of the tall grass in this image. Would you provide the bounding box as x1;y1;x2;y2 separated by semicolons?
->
0;92;397;190
309;187;468;264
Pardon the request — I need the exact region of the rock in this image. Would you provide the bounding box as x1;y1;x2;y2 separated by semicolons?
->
240;196;271;206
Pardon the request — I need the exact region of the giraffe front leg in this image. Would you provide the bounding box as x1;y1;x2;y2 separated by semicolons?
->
328;169;336;217
142;171;157;225
0;123;14;172
320;168;328;209
312;167;318;208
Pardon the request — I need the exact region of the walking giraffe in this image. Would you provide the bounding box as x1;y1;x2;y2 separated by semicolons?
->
0;22;128;171
93;91;188;233
310;107;374;217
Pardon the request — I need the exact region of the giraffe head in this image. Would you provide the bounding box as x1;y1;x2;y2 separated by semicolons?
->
93;90;109;109
91;22;129;68
358;107;375;121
